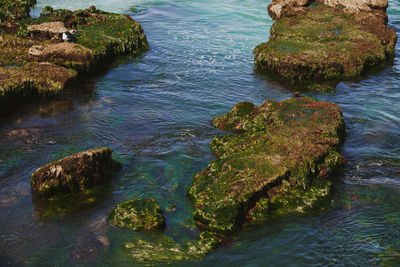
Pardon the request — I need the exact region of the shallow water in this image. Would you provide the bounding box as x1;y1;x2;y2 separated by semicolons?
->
1;0;400;265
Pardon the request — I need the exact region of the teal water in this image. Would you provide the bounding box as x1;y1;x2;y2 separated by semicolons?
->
1;0;400;265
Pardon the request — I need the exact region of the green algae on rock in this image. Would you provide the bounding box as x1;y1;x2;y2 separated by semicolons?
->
187;97;345;236
31;147;114;198
124;231;218;264
0;3;148;115
109;198;166;231
254;3;397;90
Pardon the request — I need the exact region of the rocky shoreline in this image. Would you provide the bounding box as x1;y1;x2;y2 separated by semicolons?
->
2;0;397;264
0;1;148;115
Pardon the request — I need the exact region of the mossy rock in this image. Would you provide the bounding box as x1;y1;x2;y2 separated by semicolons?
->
31;147;114;198
254;4;397;89
0;0;36;30
187;97;345;236
0;3;149;114
109;198;166;231
124;232;218;264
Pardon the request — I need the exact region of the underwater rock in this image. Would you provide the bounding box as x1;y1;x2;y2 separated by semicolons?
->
255;3;397;90
109;198;166;231
124;232;218;264
187;97;345;235
31;147;114;198
0;3;149;114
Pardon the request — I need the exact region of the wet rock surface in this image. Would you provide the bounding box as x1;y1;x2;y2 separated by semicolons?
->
31;147;114;198
256;2;397;90
124;232;218;264
108;198;166;231
0;2;149;114
187;97;345;235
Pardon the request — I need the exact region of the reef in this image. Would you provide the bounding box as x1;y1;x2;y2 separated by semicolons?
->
109;198;166;231
31;147;114;198
0;2;148;114
254;0;397;91
187;97;346;236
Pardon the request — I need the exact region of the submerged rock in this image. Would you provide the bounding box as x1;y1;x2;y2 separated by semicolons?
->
31;147;114;198
124;232;218;264
0;3;148;114
108;198;166;231
187;97;345;235
255;3;397;90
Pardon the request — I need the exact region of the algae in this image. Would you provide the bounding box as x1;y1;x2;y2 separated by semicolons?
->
188;97;346;236
108;198;166;231
0;3;149;114
124;232;218;264
254;4;397;89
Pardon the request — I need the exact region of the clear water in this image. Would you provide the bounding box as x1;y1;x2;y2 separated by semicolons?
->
1;0;400;265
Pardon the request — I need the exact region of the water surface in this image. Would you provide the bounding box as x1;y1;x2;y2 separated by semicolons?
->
1;0;400;265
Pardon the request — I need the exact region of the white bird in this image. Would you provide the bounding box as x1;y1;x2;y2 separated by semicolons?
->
62;30;77;42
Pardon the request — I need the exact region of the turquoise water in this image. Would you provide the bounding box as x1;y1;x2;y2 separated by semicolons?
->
1;0;400;265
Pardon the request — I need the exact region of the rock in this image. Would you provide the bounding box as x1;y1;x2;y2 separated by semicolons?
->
27;42;93;69
254;3;397;89
268;0;311;20
0;3;149;115
187;97;345;235
0;62;77;102
108;198;166;231
124;232;218;264
316;0;388;13
27;22;68;41
31;147;114;198
28;45;44;56
268;0;389;20
0;0;36;33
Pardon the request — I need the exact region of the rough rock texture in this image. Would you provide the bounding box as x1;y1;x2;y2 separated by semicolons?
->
0;3;149;115
0;0;36;33
0;62;77;101
124;232;218;264
317;0;388;13
268;0;388;20
108;198;166;231
31;147;113;198
254;4;397;90
268;0;311;20
187;97;345;235
27;42;94;70
27;21;68;40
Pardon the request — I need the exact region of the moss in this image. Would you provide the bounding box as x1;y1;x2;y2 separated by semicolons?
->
33;6;149;62
187;97;345;236
31;147;114;198
124;231;218;264
0;3;149;114
0;0;36;26
254;4;397;89
0;63;77;107
108;198;166;231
